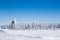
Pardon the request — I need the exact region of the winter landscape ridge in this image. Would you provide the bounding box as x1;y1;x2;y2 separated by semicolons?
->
0;19;60;40
0;19;60;30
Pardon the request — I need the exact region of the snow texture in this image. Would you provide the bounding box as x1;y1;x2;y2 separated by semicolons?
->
0;30;60;40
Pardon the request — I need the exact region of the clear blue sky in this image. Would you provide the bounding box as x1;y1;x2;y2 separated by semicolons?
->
0;0;60;24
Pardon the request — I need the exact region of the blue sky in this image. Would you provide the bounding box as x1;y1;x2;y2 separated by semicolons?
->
0;0;60;24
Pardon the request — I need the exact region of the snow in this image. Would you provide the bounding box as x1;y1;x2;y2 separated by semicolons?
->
0;30;60;40
3;29;60;37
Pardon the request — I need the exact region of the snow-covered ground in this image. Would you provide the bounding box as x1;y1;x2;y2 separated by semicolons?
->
0;30;60;40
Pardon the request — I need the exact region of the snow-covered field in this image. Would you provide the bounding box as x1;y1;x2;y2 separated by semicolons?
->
0;30;60;40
